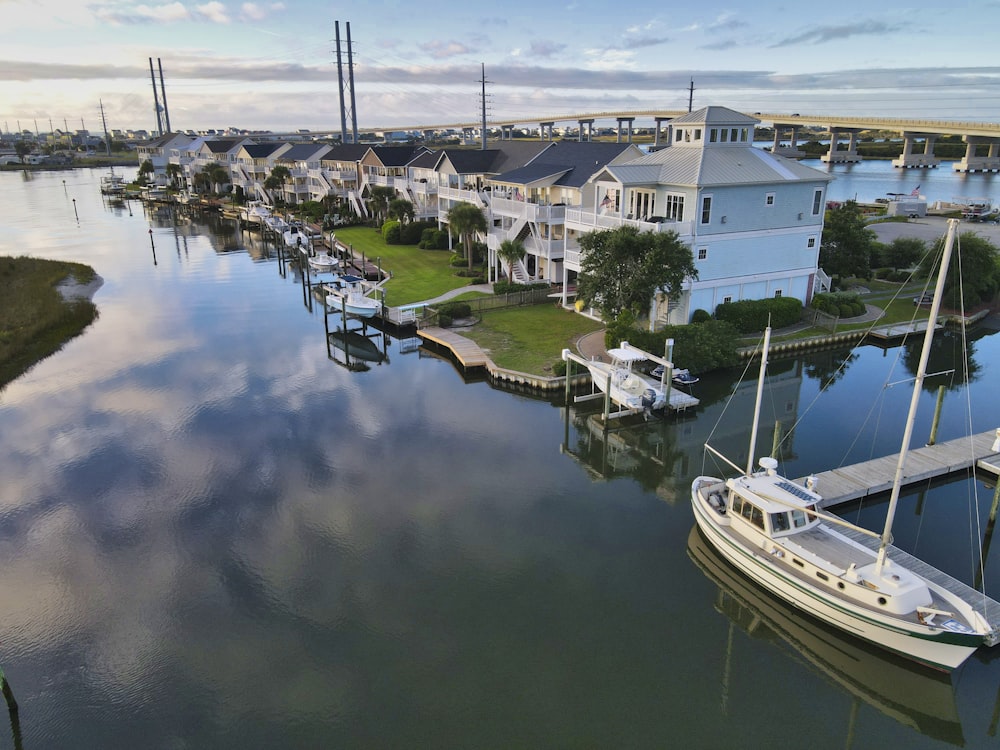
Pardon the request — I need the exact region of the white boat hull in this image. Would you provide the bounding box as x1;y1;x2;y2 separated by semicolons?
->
691;479;981;671
586;360;666;413
326;294;379;319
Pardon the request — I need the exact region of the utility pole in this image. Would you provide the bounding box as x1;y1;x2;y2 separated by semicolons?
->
346;22;358;144
149;57;163;135
688;79;695;113
478;63;491;150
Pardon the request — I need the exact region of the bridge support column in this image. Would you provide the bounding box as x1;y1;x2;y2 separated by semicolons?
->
954;136;1000;172
616;117;635;144
578;118;594;143
892;132;941;168
653;117;672;148
500;125;515;141
540;121;555;141
821;128;863;163
461;127;476;145
771;123;804;158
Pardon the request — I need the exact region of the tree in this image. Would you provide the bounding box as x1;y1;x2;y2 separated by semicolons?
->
820;201;876;282
497;239;525;281
205;163;230;195
576;225;698;321
166;163;183;190
447;202;487;272
137;159;154;184
14;141;31;163
192;171;211;194
880;237;925;271
387;198;414;224
367;186;396;225
917;231;1000;309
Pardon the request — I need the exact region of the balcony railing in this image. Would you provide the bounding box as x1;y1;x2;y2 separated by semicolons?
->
565;209;693;237
490;196;566;222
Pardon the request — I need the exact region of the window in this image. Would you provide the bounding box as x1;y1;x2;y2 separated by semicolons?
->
807;237;816;248
720;128;728;143
697;247;707;260
664;194;684;220
709;129;718;143
694;128;702;141
722;295;732;304
765;193;775;206
812;188;823;215
700;195;712;224
774;289;782;298
771;513;790;532
791;510;809;528
675;129;683;143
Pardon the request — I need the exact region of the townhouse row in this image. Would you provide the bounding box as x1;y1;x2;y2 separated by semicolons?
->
138;106;833;327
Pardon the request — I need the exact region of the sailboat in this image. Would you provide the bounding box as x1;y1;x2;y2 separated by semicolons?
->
691;218;1000;670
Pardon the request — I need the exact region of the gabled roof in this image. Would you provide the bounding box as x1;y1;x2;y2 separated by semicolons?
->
408;149;442;169
242;142;285;159
278;143;328;162
205;138;242;154
491;163;571;187
494;140;640;188
321;143;370;162
443;148;503;174
368;145;427;167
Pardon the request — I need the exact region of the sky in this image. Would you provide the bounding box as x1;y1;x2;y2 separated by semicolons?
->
2;0;1000;136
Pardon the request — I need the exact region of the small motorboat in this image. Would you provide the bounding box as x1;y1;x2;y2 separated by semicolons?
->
325;274;381;319
651;364;699;387
308;252;340;273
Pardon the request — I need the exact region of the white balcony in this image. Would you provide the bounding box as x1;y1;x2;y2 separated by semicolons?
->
565;209;693;239
490;196;566;223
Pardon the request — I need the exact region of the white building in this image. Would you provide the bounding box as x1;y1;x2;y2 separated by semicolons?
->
565;107;832;325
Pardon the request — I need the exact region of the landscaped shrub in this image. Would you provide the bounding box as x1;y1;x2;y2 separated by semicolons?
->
493;280;549;295
449;253;466;267
439;301;471;319
811;292;865;318
438;313;453;327
381;220;401;244
400;220;436;245
419;229;450;250
691;308;712;323
607;318;740;374
714;297;803;333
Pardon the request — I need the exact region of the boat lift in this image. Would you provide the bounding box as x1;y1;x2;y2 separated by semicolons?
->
561;340;699;422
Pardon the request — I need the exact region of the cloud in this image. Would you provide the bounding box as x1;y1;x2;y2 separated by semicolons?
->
96;1;191;25
194;1;229;23
707;12;747;32
419;40;472;59
528;40;567;59
240;2;284;21
771;20;904;47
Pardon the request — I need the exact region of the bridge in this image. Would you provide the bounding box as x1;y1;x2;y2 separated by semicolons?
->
371;109;1000;173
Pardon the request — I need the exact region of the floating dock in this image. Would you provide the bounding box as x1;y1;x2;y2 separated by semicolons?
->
798;430;1000;509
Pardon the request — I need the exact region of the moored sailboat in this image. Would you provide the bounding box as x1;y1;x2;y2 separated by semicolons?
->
691;218;1000;670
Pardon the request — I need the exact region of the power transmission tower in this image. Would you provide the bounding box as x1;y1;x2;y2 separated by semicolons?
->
334;20;359;144
479;63;492;150
158;59;171;133
149;58;163;135
688;79;695;113
99;99;111;155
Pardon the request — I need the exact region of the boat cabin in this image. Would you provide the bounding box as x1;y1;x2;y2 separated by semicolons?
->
725;459;822;540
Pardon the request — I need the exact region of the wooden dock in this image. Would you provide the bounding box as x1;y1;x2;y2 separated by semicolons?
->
418;327;492;368
797;430;1000;509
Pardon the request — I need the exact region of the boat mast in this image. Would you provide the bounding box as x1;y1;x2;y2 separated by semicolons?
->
745;326;772;475
876;218;959;572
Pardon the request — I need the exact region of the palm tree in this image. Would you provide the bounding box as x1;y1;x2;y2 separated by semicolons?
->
497;238;526;282
192;171;212;194
137;159;154;185
166;163;183;191
447;202;487;273
367;185;396;225
387;198;414;224
267;165;291;204
205;164;230;196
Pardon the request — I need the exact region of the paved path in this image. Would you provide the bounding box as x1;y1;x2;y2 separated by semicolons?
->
416;283;493;306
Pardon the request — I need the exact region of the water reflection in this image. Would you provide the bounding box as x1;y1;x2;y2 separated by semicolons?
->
3;169;1000;748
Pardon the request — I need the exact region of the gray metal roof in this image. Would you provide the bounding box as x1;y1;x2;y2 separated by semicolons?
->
669;106;760;127
605;143;831;187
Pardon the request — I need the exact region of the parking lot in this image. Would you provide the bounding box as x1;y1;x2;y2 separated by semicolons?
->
870;215;1000;245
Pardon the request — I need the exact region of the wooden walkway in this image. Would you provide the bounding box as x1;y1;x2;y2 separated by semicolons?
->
797;430;1000;509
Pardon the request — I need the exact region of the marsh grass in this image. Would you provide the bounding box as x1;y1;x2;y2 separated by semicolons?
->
0;256;98;388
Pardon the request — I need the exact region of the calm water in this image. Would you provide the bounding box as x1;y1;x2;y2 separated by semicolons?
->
2;168;1000;749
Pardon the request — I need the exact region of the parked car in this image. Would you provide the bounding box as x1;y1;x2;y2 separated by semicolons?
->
913;293;933;305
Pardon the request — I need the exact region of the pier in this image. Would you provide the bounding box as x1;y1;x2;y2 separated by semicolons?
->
798;430;1000;509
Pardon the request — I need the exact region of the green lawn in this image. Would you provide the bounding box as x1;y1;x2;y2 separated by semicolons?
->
460;305;603;374
333;226;476;306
